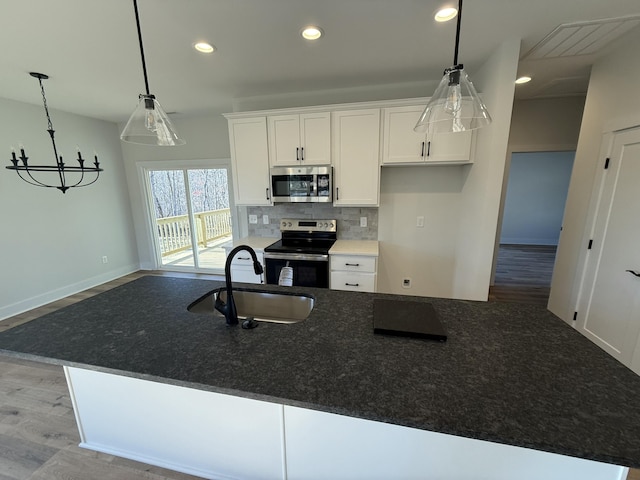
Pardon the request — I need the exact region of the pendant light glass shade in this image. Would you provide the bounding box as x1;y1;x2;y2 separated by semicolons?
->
414;66;491;134
120;0;185;146
414;0;491;134
121;94;185;146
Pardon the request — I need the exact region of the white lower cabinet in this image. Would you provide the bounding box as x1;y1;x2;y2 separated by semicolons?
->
223;247;264;284
66;367;628;480
282;406;627;480
65;367;285;480
330;254;377;292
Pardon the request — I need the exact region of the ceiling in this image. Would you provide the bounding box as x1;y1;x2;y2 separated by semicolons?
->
2;0;639;123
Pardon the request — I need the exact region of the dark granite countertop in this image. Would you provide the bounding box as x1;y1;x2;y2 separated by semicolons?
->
1;275;640;468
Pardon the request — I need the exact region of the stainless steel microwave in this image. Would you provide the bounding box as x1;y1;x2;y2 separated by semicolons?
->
270;166;332;203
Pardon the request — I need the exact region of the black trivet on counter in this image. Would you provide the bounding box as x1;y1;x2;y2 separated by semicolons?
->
373;298;447;342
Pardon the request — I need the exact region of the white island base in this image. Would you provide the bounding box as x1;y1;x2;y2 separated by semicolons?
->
64;367;628;480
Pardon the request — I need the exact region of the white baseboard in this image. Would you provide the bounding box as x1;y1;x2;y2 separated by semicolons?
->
78;442;234;480
0;263;140;321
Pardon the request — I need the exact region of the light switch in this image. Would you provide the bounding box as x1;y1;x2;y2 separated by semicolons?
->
360;216;367;227
416;216;425;228
263;215;269;224
249;214;258;224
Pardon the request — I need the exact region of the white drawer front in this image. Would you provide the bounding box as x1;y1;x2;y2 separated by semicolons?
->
231;267;264;284
330;255;376;273
331;272;376;292
227;251;264;268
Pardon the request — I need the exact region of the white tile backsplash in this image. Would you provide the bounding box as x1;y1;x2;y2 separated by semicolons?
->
247;204;378;240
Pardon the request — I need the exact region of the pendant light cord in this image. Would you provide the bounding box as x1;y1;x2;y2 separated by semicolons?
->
133;0;151;95
453;0;462;66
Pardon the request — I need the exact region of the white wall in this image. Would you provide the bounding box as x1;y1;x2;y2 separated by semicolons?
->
549;27;640;321
450;39;521;300
378;167;464;297
0;97;138;320
508;97;585;151
500;151;575;245
119;114;233;269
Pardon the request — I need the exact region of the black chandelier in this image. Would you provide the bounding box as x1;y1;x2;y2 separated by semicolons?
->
7;72;103;194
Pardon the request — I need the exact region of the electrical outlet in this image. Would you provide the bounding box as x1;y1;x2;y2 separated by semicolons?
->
360;216;367;227
249;214;258;224
416;216;425;228
102;256;108;264
402;278;411;288
263;214;269;224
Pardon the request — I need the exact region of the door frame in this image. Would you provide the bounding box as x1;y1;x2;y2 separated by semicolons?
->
491;143;577;287
136;158;239;274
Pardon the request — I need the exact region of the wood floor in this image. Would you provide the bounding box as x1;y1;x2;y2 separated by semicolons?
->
488;244;557;306
1;268;638;479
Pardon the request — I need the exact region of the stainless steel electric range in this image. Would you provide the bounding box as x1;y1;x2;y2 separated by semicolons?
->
263;218;337;288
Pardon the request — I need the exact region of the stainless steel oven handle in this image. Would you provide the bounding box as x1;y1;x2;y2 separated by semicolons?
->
264;252;329;262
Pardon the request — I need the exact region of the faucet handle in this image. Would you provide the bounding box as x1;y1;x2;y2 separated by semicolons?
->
253;261;264;275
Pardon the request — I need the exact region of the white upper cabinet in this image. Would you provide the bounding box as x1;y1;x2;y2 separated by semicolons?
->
227;116;272;206
381;105;473;165
268;112;331;166
332;109;381;206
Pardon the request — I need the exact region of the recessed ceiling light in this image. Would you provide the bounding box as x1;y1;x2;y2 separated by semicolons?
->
194;42;215;54
435;7;458;22
301;26;323;40
515;76;532;84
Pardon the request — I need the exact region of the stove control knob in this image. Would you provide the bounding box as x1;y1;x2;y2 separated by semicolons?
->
281;221;286;228
322;222;327;228
287;222;292;227
329;222;334;228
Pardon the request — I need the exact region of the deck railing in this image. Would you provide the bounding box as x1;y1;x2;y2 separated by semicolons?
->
156;208;232;256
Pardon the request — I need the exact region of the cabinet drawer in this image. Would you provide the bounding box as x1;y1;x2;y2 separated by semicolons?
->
231;267;264;284
330;272;376;292
226;251;264;268
331;255;376;273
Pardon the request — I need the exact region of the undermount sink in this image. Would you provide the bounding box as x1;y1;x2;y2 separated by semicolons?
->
187;287;314;324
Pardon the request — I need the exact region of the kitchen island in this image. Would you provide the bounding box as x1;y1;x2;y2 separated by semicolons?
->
0;275;638;479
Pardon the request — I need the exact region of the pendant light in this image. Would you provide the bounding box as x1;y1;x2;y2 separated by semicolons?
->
120;0;185;146
414;0;491;134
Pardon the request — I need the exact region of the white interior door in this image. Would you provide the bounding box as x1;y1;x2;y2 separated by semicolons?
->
577;127;640;371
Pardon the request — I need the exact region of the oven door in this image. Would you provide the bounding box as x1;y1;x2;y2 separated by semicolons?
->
264;253;329;288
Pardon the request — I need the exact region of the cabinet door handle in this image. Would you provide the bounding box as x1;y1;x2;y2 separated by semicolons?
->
626;270;640;277
345;283;360;287
266;188;270;200
336;187;339;200
301;146;304;161
427;141;431;157
345;263;360;267
237;257;250;260
421;141;425;158
296;147;300;161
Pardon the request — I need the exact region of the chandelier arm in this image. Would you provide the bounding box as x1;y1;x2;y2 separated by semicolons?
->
453;0;463;66
74;172;101;188
20;168;58;188
132;0;151;96
67;168;86;188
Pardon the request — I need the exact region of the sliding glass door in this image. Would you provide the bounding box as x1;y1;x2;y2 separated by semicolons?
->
147;167;233;273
